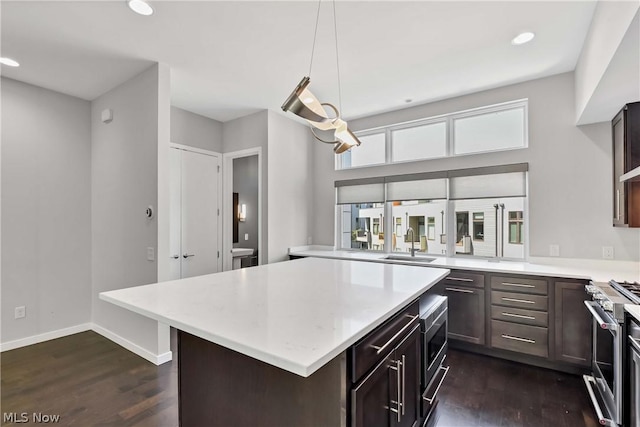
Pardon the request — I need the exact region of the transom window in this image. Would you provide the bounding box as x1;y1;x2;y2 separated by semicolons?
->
337;99;527;170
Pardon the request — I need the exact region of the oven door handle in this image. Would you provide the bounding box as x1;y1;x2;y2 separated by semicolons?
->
583;301;618;332
583;375;616;427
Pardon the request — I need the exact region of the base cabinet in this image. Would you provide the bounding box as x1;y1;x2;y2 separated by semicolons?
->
553;281;592;366
351;325;421;427
438;272;485;345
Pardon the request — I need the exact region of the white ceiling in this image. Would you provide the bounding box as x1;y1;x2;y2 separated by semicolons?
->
1;1;598;123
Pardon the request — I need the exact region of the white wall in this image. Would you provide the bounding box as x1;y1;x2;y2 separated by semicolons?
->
91;64;169;360
1;78;92;344
233;155;259;253
266;111;314;263
170;106;223;152
575;1;640;124
313;72;640;261
223;110;269;261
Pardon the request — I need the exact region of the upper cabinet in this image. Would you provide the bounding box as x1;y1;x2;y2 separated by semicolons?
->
613;102;640;227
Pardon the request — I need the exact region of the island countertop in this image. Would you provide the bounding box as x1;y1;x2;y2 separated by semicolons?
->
100;257;449;377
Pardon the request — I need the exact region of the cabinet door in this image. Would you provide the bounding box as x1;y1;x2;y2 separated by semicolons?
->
613;110;627;226
352;353;394;427
554;281;591;366
394;326;421;427
441;284;485;345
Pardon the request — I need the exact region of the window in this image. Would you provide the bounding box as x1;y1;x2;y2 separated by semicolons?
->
452;105;526;155
340;132;385;169
336;164;526;259
473;212;484;241
340;203;385;251
391;121;447;162
338;100;527;170
392;201;447;255
509;211;524;244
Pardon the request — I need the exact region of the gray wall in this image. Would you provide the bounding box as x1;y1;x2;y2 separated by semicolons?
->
1;78;92;343
313;72;640;261
170;106;223;152
233;155;259;252
223;110;269;261
267;111;314;263
91;64;165;355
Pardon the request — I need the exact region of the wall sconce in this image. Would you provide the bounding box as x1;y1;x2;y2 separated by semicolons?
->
239;204;247;222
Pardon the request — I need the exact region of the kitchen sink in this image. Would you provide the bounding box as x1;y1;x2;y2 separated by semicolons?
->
383;255;436;263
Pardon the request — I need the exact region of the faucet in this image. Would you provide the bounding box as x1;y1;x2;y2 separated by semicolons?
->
407;227;416;257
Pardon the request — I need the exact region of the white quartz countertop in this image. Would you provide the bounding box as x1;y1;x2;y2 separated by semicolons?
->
289;246;640;283
100;257;449;377
627;305;640;323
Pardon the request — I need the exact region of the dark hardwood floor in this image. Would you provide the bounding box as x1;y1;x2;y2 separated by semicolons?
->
1;331;598;427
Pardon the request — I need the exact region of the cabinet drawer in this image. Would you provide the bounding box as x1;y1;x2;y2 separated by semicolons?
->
490;276;548;295
491;290;548;311
443;271;485;289
491;320;548;358
351;300;419;383
490;306;548;327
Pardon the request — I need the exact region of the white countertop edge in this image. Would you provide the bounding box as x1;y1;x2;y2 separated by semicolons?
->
288;248;640;282
99;267;450;378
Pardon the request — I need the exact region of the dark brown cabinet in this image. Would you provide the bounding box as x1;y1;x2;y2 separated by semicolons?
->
553;280;592;366
439;272;485;345
613;102;640;227
351;326;421;427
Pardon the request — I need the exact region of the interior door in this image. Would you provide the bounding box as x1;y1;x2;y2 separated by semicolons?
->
181;149;220;278
169;148;182;280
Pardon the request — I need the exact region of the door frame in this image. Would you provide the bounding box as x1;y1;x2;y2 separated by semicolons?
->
169;143;223;274
222;147;263;271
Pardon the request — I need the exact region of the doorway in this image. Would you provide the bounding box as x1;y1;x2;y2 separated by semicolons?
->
223;147;263;271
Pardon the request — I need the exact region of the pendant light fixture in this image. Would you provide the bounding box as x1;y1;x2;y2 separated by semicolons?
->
281;0;361;154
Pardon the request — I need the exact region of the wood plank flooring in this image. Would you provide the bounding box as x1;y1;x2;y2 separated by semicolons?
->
1;331;598;426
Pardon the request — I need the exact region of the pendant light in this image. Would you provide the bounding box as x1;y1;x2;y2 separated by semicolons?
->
281;0;361;154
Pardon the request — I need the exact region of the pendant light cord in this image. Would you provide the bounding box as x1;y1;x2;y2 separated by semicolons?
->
308;0;322;77
332;0;342;113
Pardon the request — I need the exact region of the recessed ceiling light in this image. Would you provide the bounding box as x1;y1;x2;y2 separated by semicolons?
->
128;0;153;16
0;57;20;67
511;32;535;46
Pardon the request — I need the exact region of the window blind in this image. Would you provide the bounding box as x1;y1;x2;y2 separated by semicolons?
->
335;179;385;205
449;171;527;200
386;178;447;201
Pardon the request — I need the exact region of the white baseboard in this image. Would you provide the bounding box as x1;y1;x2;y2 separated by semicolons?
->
1;322;173;366
91;323;173;366
0;323;92;352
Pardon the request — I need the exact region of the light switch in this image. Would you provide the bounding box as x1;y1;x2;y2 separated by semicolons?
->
549;245;560;257
244;233;249;241
147;247;155;261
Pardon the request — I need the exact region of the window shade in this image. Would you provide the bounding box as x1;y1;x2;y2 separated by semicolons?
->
386;179;447;201
336;183;385;205
449;171;526;200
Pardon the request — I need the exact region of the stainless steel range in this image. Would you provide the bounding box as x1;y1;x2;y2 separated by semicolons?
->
584;280;640;426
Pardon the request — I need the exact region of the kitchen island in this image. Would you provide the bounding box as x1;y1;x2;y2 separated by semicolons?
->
100;257;449;426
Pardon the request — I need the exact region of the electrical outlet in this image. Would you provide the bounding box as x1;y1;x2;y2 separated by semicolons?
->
14;306;25;319
244;233;249;241
147;247;155;261
307;236;313;245
602;246;614;260
549;244;560;257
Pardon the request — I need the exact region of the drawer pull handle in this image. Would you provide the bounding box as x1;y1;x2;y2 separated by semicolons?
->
371;315;419;355
502;297;535;304
501;334;535;344
501;312;536;320
448;277;473;282
445;287;474;294
501;282;535;288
